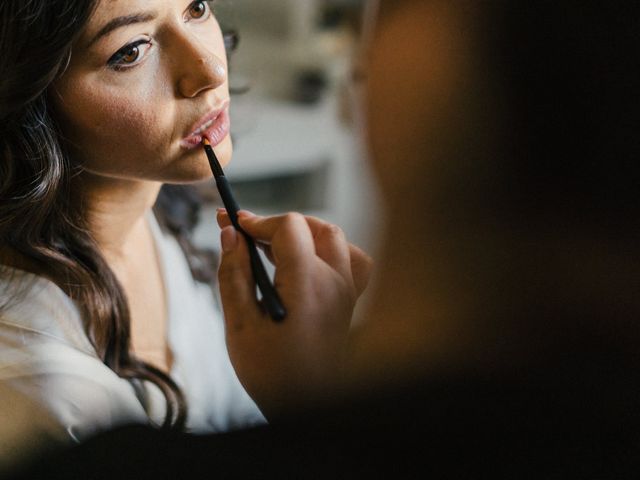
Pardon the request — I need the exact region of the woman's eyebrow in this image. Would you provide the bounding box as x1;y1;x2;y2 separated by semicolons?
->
87;12;157;48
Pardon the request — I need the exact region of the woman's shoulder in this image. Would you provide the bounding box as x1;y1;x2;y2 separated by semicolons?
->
0;267;149;441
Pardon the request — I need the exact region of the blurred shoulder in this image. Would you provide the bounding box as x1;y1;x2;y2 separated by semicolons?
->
0;382;65;476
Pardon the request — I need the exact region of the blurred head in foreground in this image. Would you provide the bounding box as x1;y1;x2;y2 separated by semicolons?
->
350;0;640;387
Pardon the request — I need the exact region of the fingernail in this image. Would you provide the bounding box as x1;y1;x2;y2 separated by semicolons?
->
216;208;227;215
221;226;237;253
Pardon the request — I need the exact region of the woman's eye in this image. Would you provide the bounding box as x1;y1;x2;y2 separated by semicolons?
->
108;40;152;70
187;1;210;21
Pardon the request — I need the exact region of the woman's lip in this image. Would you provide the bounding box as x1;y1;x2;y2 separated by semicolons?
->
181;103;230;149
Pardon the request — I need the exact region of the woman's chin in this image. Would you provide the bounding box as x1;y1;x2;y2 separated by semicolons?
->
169;135;233;183
215;134;233;168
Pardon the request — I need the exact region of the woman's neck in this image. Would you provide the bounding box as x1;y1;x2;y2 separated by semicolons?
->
76;172;172;372
75;172;162;264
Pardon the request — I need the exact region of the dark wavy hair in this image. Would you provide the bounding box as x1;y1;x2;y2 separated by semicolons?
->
0;0;189;429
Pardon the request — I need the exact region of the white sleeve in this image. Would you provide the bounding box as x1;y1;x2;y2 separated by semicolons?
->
0;341;149;443
0;278;150;442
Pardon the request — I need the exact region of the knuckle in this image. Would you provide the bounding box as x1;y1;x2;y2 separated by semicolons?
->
320;223;344;239
330;224;344;237
352;246;373;266
283;212;306;228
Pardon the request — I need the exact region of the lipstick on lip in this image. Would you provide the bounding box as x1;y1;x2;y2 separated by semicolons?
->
181;101;230;149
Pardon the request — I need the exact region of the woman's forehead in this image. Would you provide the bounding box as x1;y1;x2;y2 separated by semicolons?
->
78;0;158;47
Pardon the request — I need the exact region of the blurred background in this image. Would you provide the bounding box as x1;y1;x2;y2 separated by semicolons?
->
193;0;383;262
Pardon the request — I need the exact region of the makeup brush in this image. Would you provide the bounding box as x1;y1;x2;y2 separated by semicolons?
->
203;139;286;321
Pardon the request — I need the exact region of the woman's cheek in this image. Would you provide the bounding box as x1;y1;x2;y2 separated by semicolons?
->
90;79;166;140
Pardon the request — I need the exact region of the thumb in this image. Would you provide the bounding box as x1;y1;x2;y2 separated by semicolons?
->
218;226;263;331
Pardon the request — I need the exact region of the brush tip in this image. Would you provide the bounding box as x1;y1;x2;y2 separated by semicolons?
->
202;138;211;146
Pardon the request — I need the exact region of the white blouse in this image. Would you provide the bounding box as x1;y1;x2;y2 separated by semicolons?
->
0;212;265;442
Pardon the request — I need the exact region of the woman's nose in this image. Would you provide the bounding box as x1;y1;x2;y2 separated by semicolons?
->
176;43;227;98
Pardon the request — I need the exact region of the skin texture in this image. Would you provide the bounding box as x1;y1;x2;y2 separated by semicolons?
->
49;0;232;372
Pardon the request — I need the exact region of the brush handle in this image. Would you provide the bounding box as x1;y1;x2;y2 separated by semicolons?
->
215;176;286;322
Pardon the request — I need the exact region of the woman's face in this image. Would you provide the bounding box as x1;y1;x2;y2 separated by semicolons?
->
52;0;230;183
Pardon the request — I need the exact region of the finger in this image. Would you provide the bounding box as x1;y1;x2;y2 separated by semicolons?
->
240;212;339;245
238;212;316;268
296;216;366;286
235;211;276;244
349;244;374;297
240;212;354;285
219;210;275;263
304;216;372;294
218;226;265;331
216;209;232;229
307;219;353;286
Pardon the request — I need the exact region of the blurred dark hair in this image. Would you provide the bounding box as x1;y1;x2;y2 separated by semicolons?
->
0;0;187;429
460;1;640;370
480;1;639;232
